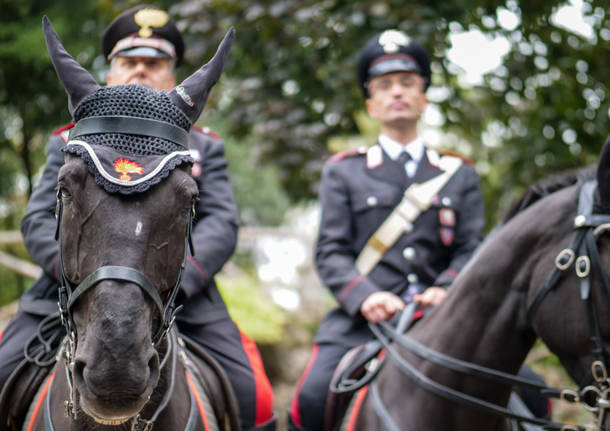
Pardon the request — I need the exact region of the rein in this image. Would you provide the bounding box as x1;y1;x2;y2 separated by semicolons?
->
354;180;610;431
53;178;195;426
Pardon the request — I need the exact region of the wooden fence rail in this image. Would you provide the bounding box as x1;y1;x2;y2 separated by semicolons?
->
0;228;314;283
0;230;42;279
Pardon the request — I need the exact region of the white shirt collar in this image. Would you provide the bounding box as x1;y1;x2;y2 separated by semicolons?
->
378;134;424;163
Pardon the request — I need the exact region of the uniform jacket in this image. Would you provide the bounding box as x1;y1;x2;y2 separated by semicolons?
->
19;124;239;325
314;143;485;347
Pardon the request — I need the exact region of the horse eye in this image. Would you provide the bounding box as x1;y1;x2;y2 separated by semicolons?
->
59;188;72;202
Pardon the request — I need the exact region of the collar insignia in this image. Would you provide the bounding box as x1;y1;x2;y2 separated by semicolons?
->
134;8;169;38
366;145;384;169
378;30;410;54
113;157;144;181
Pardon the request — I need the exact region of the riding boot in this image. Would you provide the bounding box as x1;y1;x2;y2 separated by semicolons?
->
243;413;277;431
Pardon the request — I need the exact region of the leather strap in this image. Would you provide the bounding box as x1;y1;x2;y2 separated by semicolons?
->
69;116;189;149
67;266;164;322
355;154;462;275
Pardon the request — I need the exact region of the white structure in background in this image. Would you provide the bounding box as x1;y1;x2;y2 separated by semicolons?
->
251;204;321;311
447;0;593;86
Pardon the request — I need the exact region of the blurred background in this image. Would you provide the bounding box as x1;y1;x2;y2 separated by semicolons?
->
0;0;608;426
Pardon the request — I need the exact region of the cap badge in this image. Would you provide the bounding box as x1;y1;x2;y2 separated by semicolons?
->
134;8;169;38
113;157;144;181
378;30;410;54
176;85;195;107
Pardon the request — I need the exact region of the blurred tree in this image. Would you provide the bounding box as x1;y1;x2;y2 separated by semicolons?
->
0;0;113;216
173;0;607;226
1;0;608;229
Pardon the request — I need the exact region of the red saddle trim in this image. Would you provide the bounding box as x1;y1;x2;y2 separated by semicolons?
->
185;369;210;431
26;369;56;431
345;385;369;431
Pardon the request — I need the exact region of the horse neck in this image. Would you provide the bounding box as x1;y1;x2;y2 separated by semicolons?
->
411;186;578;374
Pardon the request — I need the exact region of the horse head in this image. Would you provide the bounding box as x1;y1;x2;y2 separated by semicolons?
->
524;137;610;428
42;16;232;425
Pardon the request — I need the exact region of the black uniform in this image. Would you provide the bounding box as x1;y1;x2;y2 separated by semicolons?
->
0;124;274;429
290;142;485;430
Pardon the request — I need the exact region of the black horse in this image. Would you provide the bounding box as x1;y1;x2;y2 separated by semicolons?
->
15;18;240;431
337;141;610;431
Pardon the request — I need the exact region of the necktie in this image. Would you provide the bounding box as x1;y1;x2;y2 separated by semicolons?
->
398;150;411;166
398;151;411;178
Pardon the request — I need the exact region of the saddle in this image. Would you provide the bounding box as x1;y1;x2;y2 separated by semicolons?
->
0;313;63;431
324;341;385;431
323;304;422;431
0;357;55;431
179;333;242;431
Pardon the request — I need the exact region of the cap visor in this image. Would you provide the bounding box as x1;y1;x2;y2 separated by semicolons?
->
115;46;171;59
368;57;421;79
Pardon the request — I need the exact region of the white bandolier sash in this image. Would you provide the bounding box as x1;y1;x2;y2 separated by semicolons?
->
355;149;463;275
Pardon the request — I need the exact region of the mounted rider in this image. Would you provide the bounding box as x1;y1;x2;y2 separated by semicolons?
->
0;6;275;430
288;28;486;431
288;29;549;430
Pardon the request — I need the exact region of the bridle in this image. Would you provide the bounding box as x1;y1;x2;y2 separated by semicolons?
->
52;133;195;429
335;179;610;431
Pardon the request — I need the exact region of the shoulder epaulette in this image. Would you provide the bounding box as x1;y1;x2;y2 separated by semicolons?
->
53;123;74;136
192;125;221;140
330;147;367;163
437;149;473;165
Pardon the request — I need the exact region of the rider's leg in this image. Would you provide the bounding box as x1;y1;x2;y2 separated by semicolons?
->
289;343;349;431
0;310;44;392
517;365;550;418
178;317;275;430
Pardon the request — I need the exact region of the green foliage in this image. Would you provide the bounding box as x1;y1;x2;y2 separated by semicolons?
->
201;116;291;226
216;273;286;344
170;0;607;226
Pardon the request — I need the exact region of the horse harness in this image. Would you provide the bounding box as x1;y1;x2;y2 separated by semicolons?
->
52;115;196;430
335;179;610;431
29;332;215;431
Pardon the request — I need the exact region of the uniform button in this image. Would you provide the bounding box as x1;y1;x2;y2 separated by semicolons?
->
442;196;452;206
402;247;416;260
366;196;378;207
407;273;418;284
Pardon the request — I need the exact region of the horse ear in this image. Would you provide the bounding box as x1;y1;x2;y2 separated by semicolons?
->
168;28;234;125
42;16;100;115
597;136;610;207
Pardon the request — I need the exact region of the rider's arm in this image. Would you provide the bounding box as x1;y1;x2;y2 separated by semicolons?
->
20;134;66;281
315;161;382;318
179;130;239;298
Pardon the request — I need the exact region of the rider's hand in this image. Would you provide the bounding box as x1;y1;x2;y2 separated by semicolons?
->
360;291;405;323
413;286;447;308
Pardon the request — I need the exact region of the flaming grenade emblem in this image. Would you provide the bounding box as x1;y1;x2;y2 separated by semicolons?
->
113;157;144;181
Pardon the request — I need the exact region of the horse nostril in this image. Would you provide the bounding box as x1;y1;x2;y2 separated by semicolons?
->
147;352;160;385
73;359;86;387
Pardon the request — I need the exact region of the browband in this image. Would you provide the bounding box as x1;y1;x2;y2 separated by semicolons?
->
68;116;189;149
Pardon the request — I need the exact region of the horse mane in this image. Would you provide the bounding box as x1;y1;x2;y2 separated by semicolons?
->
501;165;596;224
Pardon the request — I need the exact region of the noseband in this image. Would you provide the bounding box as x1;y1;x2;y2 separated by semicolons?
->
336;179;610;431
53;180;195;424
